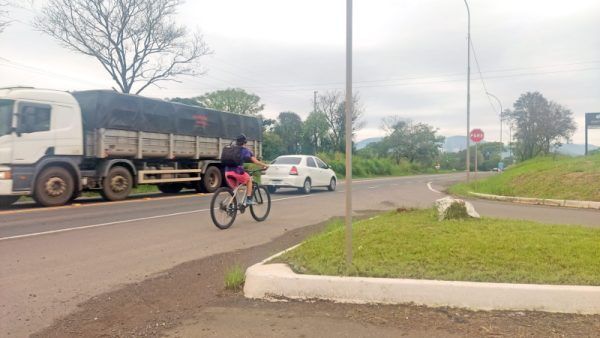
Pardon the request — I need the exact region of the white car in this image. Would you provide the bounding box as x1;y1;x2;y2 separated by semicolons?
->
262;155;337;194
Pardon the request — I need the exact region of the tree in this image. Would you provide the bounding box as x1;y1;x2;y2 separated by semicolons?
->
0;1;10;33
301;111;330;154
262;132;285;161
274;112;303;154
195;88;264;115
380;118;444;166
315;91;364;152
36;0;210;94
506;92;576;160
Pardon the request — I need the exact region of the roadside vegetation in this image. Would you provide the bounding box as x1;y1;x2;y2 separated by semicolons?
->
450;154;600;201
224;265;245;291
277;209;600;285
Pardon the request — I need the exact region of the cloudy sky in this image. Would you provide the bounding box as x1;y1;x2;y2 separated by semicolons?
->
1;0;599;145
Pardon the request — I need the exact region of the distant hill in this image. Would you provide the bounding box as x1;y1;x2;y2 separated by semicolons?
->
443;135;467;153
356;134;597;156
554;143;598;156
356;137;383;150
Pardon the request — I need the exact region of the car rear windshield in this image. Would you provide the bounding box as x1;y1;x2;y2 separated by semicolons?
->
272;157;302;165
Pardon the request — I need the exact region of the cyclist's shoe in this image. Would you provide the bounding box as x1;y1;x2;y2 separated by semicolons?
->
245;197;256;205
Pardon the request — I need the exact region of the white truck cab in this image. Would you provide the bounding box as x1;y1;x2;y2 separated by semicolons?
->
0;88;83;205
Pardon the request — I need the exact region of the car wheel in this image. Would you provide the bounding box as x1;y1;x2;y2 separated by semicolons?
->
267;185;277;194
327;177;336;191
299;178;311;194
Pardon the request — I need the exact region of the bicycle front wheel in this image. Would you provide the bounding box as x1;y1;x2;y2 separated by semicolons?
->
210;187;237;229
250;185;271;222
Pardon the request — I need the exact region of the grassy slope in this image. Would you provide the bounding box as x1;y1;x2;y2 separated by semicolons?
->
450;154;600;201
278;209;600;285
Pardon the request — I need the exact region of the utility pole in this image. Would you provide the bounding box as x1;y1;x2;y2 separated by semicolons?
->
313;91;318;113
464;0;471;182
344;0;353;268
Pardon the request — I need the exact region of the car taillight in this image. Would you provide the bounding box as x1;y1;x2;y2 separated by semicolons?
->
289;166;298;175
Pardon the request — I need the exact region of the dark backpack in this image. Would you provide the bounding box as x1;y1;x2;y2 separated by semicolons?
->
221;145;244;167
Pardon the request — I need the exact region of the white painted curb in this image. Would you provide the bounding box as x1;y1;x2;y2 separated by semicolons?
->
244;262;600;314
469;192;600;210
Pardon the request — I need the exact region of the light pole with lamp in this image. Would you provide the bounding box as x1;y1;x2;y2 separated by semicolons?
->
486;92;503;145
463;0;471;181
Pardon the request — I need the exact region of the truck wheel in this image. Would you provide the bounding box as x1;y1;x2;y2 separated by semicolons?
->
158;183;184;194
197;166;222;193
0;196;20;208
33;166;75;207
100;166;132;201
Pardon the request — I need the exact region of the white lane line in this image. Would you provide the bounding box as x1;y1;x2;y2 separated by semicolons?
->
0;193;314;241
427;182;443;194
368;186;378;189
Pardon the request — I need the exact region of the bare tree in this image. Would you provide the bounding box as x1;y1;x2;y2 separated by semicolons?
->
0;0;10;33
35;0;211;94
315;90;364;152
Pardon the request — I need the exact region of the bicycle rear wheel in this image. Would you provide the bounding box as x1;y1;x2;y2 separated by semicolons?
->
250;185;271;222
210;187;237;229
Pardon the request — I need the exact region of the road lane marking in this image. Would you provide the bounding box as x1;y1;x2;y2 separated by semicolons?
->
0;193;209;216
427;182;443;194
0;193;314;241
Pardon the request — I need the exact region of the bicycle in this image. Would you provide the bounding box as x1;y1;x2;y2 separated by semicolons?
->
210;168;271;230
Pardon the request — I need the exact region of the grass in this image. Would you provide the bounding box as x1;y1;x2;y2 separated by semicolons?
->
224;265;245;291
450;154;600;201
276;209;600;286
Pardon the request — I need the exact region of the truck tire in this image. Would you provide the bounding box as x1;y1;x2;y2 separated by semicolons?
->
0;196;20;208
197;166;222;193
100;166;132;201
158;183;184;194
33;166;75;207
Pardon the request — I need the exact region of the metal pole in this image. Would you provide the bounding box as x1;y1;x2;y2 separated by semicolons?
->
585;115;589;156
345;0;353;268
486;92;503;145
474;142;478;178
314;91;318;113
464;0;471;182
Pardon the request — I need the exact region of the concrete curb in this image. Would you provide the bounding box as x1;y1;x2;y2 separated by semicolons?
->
469;192;600;210
244;260;600;314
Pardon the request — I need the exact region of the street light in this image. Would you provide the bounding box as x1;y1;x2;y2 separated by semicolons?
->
344;0;353;268
464;0;471;181
486;92;503;145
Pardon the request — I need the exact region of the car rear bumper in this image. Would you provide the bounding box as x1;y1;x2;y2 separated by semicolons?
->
262;175;305;188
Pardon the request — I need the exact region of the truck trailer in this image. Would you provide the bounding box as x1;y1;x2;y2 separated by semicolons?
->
0;88;262;207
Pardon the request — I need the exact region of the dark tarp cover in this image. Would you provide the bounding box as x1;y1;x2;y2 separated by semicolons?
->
71;90;262;141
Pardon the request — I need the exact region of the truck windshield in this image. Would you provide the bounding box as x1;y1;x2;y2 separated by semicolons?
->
0;100;14;137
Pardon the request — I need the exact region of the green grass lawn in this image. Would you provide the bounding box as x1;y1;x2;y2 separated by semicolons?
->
450;154;600;201
277;209;600;285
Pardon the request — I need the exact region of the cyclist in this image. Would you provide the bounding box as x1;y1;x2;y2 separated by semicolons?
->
224;134;269;205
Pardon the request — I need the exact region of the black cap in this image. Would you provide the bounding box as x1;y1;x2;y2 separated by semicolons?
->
236;134;247;145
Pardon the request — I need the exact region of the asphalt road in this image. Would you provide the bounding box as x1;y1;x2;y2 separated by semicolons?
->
1;173;599;337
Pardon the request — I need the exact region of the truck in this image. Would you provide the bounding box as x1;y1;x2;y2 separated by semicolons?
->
0;88;262;207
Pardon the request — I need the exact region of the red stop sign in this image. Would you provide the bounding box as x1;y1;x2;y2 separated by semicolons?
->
470;129;484;143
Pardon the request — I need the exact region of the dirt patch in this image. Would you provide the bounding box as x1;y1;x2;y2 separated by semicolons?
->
33;211;600;338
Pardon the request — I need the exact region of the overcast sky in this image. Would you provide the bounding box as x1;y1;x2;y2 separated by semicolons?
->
1;0;599;144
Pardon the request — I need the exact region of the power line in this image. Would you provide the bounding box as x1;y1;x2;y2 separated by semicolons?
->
469;38;499;115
